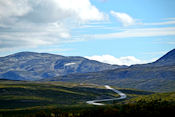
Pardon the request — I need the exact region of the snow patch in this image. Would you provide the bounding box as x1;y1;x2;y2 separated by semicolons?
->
64;62;76;66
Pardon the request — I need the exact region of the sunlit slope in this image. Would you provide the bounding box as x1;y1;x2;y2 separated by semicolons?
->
0;80;152;111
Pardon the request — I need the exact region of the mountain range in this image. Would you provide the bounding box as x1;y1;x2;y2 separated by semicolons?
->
0;49;175;92
48;49;175;92
0;52;122;80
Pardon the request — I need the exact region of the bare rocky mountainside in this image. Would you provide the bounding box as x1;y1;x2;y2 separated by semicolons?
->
0;52;122;80
49;49;175;92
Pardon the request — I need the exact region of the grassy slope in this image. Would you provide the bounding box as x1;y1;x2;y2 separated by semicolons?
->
0;80;153;111
0;80;116;111
52;65;175;92
127;91;175;103
1;80;175;117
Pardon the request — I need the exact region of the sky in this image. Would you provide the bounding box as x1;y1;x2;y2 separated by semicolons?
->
0;0;175;65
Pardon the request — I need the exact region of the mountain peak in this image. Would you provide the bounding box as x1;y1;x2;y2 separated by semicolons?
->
4;51;64;59
153;48;175;66
10;51;38;57
0;52;119;80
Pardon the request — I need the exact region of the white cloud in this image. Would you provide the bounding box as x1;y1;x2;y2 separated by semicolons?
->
110;11;135;26
54;0;106;22
90;27;175;39
143;18;175;26
0;0;106;23
0;22;70;49
85;55;155;66
144;21;175;26
0;0;106;51
0;0;31;22
110;11;175;27
167;41;175;45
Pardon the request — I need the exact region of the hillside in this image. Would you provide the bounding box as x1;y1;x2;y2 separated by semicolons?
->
49;49;175;92
151;48;175;66
0;52;122;80
0;80;152;111
0;80;175;117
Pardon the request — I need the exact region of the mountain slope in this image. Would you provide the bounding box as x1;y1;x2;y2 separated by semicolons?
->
151;48;175;66
49;49;175;92
130;48;175;67
0;52;122;80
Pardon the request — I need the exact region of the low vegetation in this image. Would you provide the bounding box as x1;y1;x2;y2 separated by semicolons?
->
0;80;175;117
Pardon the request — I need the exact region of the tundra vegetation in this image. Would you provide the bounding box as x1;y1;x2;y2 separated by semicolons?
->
0;80;175;117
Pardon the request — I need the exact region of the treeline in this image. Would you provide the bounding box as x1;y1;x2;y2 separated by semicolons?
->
1;99;175;117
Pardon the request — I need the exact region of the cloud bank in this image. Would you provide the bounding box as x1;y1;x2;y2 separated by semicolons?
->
0;0;106;51
86;55;156;66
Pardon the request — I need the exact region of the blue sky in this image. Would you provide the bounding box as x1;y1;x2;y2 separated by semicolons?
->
0;0;175;65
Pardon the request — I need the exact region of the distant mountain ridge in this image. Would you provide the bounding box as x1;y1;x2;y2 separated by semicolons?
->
1;49;175;92
49;49;175;92
0;52;122;80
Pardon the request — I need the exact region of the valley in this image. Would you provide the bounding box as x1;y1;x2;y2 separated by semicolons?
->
1;0;175;116
0;80;175;117
0;80;150;111
0;49;175;116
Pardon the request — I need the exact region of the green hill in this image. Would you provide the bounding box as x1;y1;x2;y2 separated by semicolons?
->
0;80;119;111
1;80;175;117
0;80;152;115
